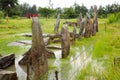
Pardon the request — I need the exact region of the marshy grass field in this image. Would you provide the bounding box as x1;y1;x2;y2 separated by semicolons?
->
0;17;120;80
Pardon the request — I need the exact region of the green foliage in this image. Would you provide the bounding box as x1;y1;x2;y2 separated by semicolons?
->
20;3;38;17
0;11;4;23
9;5;22;17
38;7;55;18
62;7;77;19
108;12;120;23
0;0;18;15
74;3;88;17
19;2;31;17
11;15;21;19
111;36;120;48
98;5;107;18
55;7;62;17
98;3;120;18
0;11;4;19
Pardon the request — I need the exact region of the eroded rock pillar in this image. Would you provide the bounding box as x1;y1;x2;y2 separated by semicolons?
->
30;17;48;80
61;25;70;58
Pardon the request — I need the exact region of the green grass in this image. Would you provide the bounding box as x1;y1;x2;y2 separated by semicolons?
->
75;18;120;80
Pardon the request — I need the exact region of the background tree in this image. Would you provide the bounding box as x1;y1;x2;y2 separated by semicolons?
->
74;3;88;17
30;5;38;14
38;7;55;18
80;4;88;17
9;5;21;17
74;3;81;14
0;0;18;16
62;7;77;19
20;2;31;17
55;7;62;17
98;5;106;18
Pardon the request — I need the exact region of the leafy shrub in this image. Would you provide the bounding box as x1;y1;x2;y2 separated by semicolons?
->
108;12;120;23
115;12;120;22
0;11;4;19
11;15;21;19
108;14;115;23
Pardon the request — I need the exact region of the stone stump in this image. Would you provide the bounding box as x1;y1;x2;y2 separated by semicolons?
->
72;24;77;41
77;13;82;27
0;70;18;80
27;17;48;80
54;14;60;34
0;54;15;69
84;13;92;38
92;5;98;36
78;18;85;38
61;25;70;58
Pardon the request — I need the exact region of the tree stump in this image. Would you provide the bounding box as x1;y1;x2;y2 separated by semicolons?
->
0;54;15;69
54;14;60;34
61;25;70;58
0;70;18;80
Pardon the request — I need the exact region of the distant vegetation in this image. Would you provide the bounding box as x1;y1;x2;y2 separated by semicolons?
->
0;0;120;19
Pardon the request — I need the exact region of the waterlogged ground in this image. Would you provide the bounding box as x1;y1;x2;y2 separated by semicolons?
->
0;18;120;80
47;44;93;80
2;35;94;80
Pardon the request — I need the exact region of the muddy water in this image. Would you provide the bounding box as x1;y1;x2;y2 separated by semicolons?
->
48;45;93;80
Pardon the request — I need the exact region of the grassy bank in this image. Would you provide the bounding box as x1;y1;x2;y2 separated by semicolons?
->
0;18;76;56
75;19;120;80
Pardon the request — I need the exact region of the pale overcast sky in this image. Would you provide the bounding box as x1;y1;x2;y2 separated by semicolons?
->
19;0;120;9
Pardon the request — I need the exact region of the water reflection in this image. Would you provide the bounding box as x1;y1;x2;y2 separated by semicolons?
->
14;45;92;80
48;50;62;80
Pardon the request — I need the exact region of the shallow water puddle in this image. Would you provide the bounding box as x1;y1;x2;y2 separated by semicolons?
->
7;40;32;46
48;50;62;80
7;42;26;46
64;46;92;80
48;45;93;80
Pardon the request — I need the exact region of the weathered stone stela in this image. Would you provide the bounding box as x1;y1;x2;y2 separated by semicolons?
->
61;25;70;58
31;17;48;80
54;14;60;34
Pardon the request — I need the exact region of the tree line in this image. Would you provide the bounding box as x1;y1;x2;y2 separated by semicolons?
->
0;0;120;19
